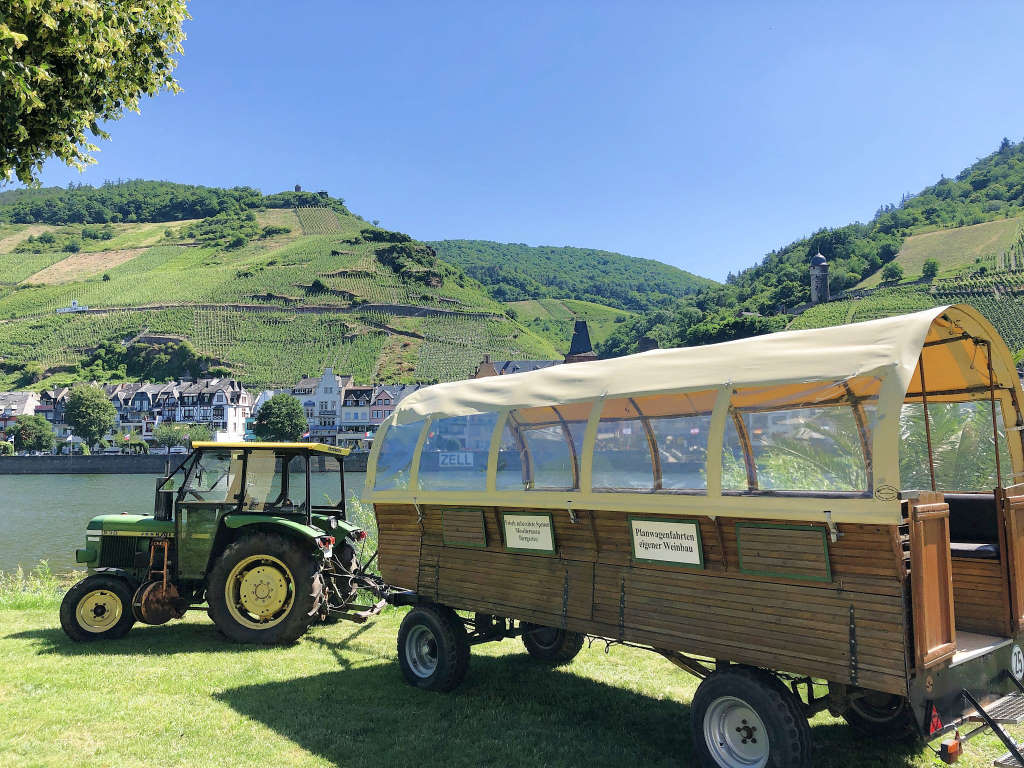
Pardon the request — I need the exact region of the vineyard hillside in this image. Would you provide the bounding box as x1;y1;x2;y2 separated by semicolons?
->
0;186;561;390
856;215;1024;288
507;299;635;352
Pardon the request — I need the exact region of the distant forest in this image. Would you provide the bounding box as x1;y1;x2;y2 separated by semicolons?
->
429;240;714;312
0;180;349;225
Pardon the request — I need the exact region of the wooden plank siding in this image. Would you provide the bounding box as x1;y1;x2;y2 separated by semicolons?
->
375;503;910;695
951;557;1012;636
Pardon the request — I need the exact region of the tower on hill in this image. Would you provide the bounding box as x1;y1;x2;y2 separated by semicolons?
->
565;320;598;364
810;252;830;304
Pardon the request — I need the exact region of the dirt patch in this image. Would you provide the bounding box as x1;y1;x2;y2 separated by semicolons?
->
0;224;50;254
24;248;147;284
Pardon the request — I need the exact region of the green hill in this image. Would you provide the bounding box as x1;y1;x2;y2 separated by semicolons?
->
429;239;716;312
0;183;559;390
507;298;635;352
856;215;1024;288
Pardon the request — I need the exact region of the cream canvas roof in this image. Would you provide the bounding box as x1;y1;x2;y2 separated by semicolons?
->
391;304;1022;423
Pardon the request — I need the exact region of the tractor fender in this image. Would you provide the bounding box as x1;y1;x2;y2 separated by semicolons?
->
221;514;326;540
90;567;141;591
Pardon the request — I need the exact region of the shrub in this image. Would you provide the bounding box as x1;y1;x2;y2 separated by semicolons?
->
881;262;904;281
63;239;81;253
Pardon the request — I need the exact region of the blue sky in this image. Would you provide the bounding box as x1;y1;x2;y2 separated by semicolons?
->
27;1;1024;281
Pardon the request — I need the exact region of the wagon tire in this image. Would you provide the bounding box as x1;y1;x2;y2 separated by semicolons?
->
521;623;584;665
207;532;319;644
842;692;919;742
60;574;136;642
692;666;812;768
398;604;469;692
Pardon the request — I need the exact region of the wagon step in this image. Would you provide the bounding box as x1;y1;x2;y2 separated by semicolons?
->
958;688;1024;766
967;693;1024;726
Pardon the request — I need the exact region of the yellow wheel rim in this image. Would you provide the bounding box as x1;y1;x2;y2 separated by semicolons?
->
75;589;122;633
225;554;295;630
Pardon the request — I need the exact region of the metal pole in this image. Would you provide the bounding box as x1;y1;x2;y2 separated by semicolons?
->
918;355;937;491
986;341;1004;488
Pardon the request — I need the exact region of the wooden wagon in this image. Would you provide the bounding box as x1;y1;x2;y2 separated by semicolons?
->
367;304;1024;767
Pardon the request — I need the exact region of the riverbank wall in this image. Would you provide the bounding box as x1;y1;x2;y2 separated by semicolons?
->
0;455;188;475
0;451;368;475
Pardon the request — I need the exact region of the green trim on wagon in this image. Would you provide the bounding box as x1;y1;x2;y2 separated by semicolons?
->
735;521;832;583
441;507;489;548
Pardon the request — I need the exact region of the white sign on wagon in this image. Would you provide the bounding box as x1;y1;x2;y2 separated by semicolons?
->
502;512;555;553
629;517;704;568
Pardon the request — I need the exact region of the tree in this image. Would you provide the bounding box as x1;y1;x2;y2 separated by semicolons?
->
11;414;55;453
1;2;189;184
881;262;904;282
64;384;116;448
182;423;212;445
922;258;940;280
153;422;184;453
253;394;307;441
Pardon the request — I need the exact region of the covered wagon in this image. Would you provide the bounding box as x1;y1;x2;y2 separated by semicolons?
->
366;304;1024;767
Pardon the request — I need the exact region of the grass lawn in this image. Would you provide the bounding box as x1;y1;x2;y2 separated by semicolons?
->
1;601;1019;767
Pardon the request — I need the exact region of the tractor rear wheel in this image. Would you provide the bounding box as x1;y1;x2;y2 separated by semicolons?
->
207;532;320;644
60;573;136;642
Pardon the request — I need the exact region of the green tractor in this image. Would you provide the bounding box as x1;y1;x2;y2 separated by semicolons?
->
60;441;383;644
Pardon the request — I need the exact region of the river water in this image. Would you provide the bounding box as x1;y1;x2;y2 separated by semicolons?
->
0;473;367;573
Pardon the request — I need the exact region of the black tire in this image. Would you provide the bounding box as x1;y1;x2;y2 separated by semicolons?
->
691;666;812;768
521;623;584;665
842;692;919;741
60;574;136;642
207;532;320;644
397;604;469;692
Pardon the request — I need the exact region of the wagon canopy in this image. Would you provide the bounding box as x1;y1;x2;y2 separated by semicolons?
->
368;305;1024;524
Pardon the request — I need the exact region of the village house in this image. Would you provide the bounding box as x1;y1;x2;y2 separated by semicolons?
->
0;390;41;435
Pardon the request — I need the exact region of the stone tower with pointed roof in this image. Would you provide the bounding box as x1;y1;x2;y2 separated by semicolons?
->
564;320;598;364
810;252;830;304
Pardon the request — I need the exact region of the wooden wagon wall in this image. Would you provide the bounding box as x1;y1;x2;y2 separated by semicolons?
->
375;503;910;695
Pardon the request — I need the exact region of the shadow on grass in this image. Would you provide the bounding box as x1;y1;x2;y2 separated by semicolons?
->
215;650;924;768
9;621;263;656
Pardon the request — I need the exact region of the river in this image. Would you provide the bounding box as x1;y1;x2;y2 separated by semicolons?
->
0;473;367;573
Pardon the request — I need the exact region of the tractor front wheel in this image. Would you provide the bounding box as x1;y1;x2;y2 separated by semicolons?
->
207;533;320;644
60;574;136;642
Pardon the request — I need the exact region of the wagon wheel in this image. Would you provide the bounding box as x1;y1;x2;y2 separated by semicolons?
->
60;574;136;642
520;622;584;665
842;692;918;741
691;666;811;768
207;532;320;644
397;604;469;692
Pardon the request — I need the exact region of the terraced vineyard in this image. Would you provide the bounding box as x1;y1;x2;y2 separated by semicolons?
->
294;207;342;235
0;208;559;390
508;298;634;351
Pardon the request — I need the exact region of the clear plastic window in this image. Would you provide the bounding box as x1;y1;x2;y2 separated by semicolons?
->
311;455;344;507
721;418;749;490
651;413;711;490
185;450;244;502
374;421;424;490
521;425;575;489
242;453;308;512
593;400;654;490
900;401;1012;492
741;407;867;491
496;420;528;490
418;413;498;491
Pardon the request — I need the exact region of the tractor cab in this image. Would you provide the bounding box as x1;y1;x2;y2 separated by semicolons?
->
62;441;383;645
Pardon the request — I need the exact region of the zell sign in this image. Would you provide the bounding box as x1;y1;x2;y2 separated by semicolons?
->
439;452;474;467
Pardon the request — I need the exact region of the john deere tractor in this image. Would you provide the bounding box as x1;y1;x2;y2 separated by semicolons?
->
60;441;381;644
